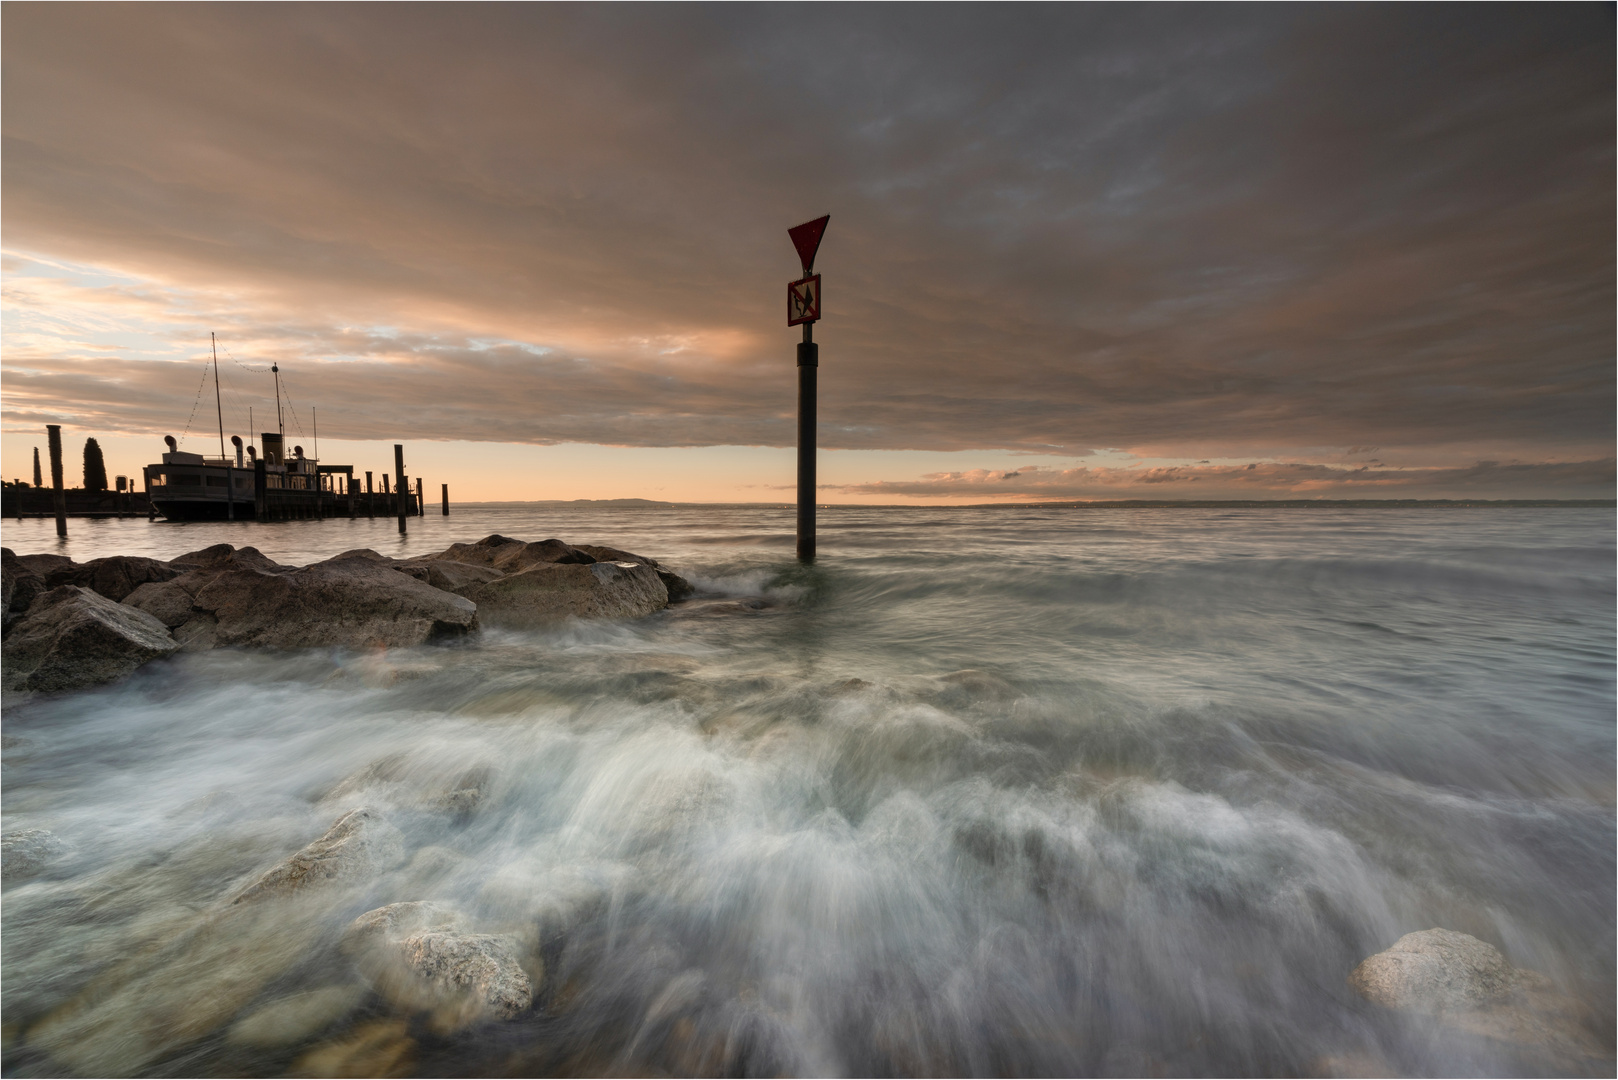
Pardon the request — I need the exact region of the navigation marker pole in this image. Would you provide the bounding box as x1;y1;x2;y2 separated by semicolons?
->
787;215;829;563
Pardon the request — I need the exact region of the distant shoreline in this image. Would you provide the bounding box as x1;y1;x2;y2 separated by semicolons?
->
455;499;1615;510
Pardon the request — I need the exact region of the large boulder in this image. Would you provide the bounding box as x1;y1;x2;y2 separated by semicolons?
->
233;807;404;904
456;559;667;627
43;555;179;603
168;543;290;573
1;548;49;633
426;534;596;573
574;544;694;600
128;550;477;651
1348;928;1516;1012
2;585;179;692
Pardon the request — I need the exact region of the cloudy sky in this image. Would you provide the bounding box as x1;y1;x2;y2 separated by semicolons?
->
3;5;1612;501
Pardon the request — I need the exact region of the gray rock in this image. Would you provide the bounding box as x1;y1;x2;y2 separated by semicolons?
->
2;585;179;692
1;828;68;882
130;551;478;650
167;543;290;573
44;555;179;603
1;548;48;634
1348;928;1517;1012
574;544;694;600
233;807;404;904
458;559;667;627
394;558;507;594
427;534;596;572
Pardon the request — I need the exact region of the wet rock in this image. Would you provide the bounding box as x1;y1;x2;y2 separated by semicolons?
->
1;548;48;633
1348;928;1516;1012
458;559;668;627
427;534;597;572
233;807;405;903
1;829;67;882
342;901;462;955
27;897;330;1075
2;585;179;692
289;1018;415;1078
574;544;695;600
226;984;366;1048
397;930;533;1022
344;902;533;1028
131;551;478;651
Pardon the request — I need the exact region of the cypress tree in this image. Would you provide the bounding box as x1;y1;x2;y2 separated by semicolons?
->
83;437;108;492
32;447;42;487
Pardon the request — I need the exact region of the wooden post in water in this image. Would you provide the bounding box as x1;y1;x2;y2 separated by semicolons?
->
366;472;374;518
416;478;424;517
46;424;67;537
394;444;407;534
254;459;267;519
442;483;449;516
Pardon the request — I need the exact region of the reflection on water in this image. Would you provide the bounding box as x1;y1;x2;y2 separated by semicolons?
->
2;507;1613;1075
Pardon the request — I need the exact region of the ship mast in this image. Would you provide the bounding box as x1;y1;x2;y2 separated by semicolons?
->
212;332;226;461
272;363;284;441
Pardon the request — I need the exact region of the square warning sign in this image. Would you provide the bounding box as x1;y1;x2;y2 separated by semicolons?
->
788;274;821;326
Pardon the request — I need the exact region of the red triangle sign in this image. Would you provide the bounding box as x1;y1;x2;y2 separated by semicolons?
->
788;215;830;273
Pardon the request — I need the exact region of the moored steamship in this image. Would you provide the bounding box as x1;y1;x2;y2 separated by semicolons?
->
143;335;368;521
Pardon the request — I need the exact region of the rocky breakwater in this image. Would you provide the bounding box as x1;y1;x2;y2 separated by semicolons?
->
1;535;691;693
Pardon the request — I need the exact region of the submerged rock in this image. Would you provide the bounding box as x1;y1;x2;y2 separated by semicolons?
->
1348;928;1516;1012
344;901;533;1028
1;828;68;882
233;807;405;904
1349;928;1612;1069
2;585;179;692
226;984;366;1048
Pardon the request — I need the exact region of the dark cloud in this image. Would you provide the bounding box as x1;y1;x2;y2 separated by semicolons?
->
2;7;1612;475
835;460;1618;502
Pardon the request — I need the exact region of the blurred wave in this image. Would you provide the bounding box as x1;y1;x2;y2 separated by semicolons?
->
2;507;1612;1075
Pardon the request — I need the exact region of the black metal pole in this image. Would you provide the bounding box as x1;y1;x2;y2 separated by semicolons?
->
47;424;66;537
797;323;817;562
394;444;407;534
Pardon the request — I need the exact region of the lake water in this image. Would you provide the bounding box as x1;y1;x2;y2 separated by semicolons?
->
2;505;1613;1076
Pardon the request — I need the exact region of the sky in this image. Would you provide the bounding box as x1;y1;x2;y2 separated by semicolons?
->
2;5;1612;502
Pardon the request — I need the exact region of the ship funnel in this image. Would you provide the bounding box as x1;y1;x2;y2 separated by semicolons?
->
231;435;244;468
164;435;177;452
246;445;257;462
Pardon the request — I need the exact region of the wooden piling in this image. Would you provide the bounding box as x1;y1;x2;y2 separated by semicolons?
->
366;472;375;518
394;445;406;534
46;425;66;537
416;478;424;517
442;483;449;516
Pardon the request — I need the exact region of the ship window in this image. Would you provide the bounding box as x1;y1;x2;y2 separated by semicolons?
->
173;474;202;486
152;473;167;486
235;476;251;490
206;475;228;487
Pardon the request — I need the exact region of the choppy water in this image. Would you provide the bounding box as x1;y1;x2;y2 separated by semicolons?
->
2;506;1613;1076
